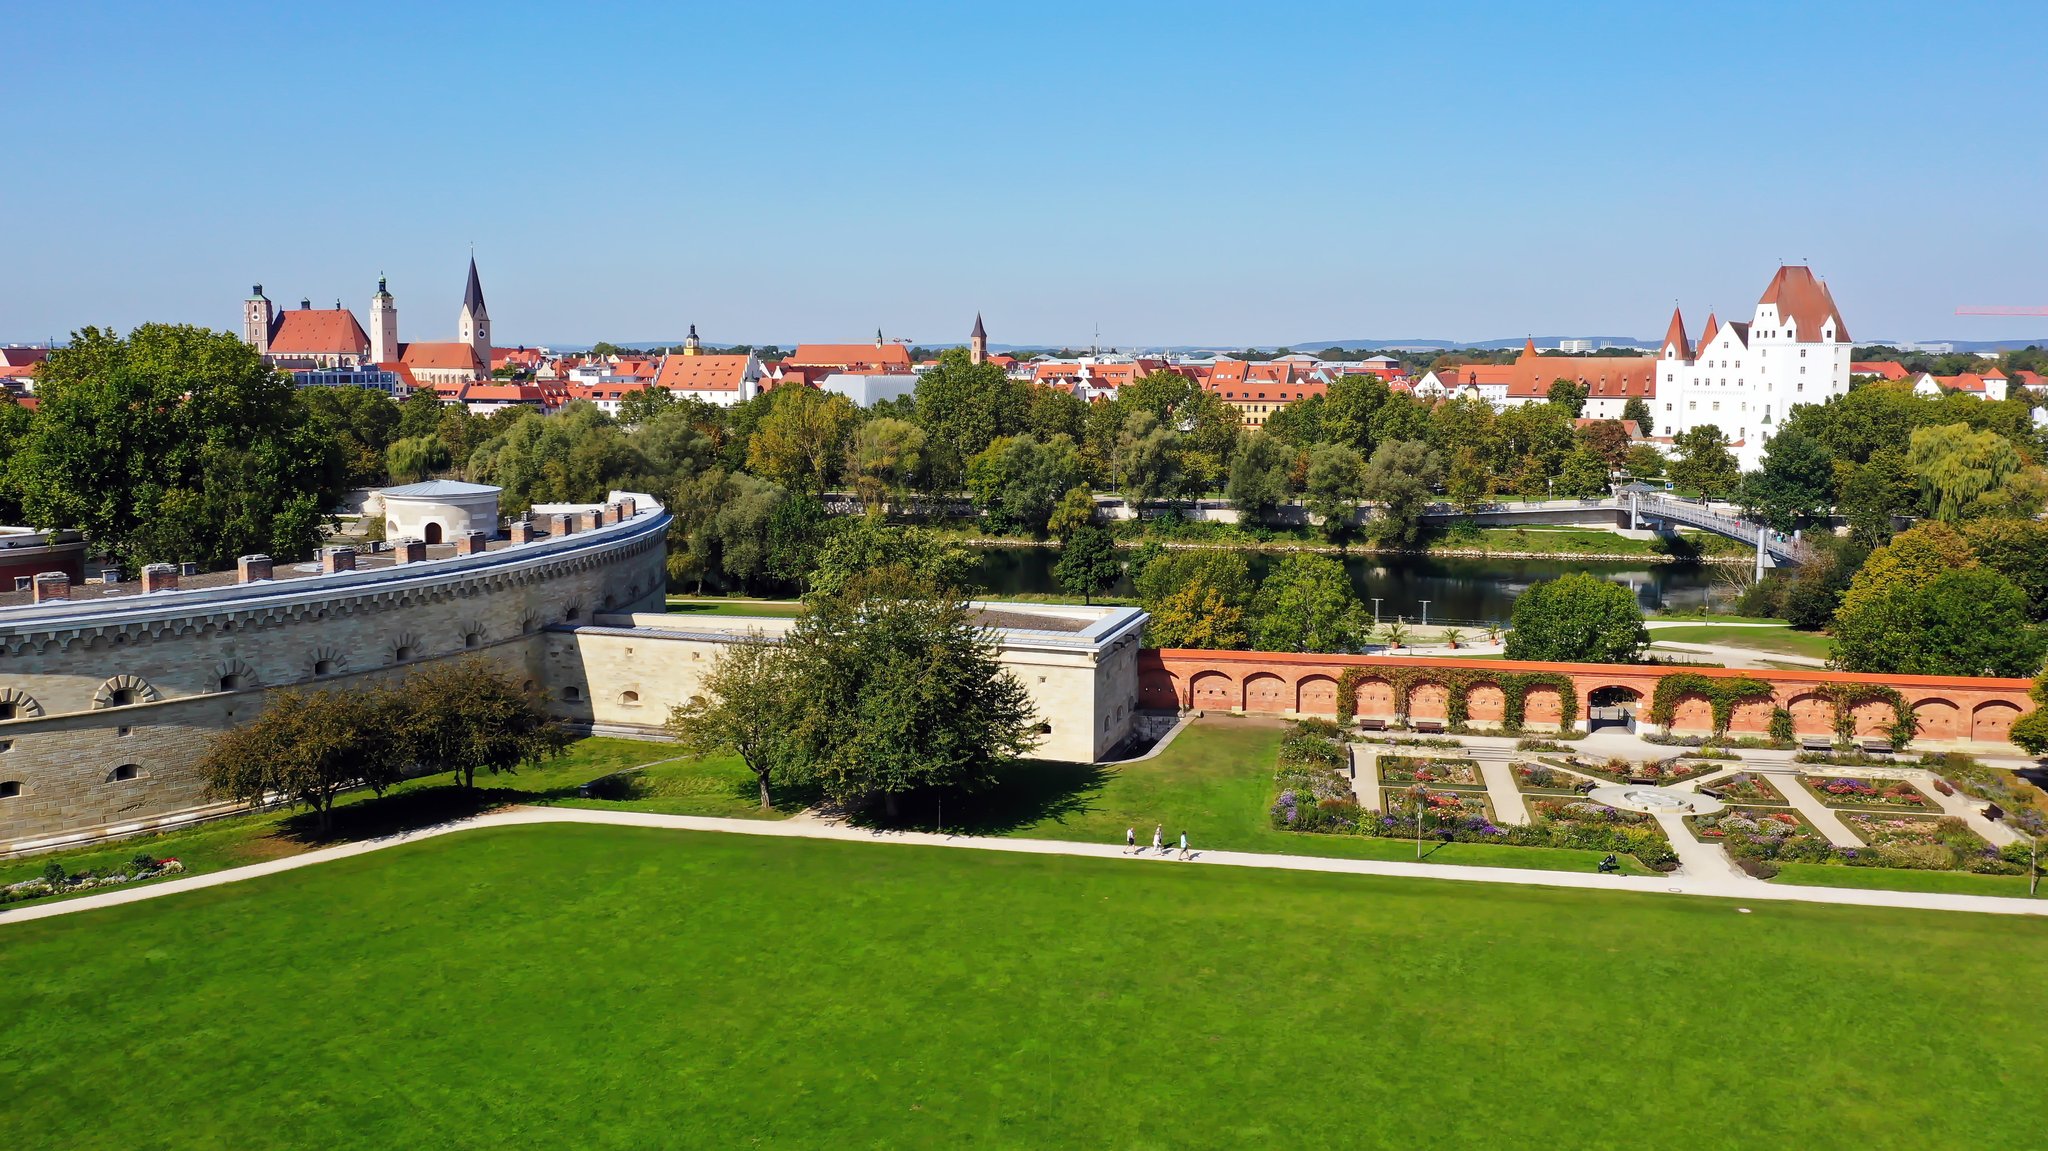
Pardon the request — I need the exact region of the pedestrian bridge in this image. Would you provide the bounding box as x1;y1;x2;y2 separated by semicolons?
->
1418;494;1810;569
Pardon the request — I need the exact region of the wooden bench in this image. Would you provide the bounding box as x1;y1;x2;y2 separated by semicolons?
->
1859;738;1893;756
1412;720;1445;735
1357;718;1388;732
1800;736;1832;753
1698;785;1725;800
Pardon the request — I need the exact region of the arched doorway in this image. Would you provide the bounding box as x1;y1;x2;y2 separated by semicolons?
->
1587;686;1642;733
423;522;444;544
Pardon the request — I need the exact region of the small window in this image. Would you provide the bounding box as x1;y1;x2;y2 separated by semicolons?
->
563;685;582;701
464;632;481;649
219;674;242;691
117;726;132;738
620;690;640;705
109;688;136;707
0;780;19;798
564;605;581;621
109;764;141;782
0;702;14;721
314;659;334;676
394;646;414;661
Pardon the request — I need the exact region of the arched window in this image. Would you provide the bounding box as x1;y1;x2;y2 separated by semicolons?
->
620;690;640;705
394;646;414;661
108;764;142;782
563;686;582;701
564;605;581;621
424;522;444;545
219;674;242;691
314;659;334;676
463;632;481;649
0;702;13;721
0;781;20;798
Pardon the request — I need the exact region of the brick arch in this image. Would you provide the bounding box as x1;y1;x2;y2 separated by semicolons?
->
1730;698;1777;735
1243;672;1287;713
1353;677;1395;719
1913;697;1962;741
1296;674;1339;717
92;675;159;709
1189;670;1235;710
1787;692;1833;736
1465;681;1505;722
1523;685;1563;725
1408;681;1449;720
1972;700;2021;743
0;687;45;721
1849;698;1895;737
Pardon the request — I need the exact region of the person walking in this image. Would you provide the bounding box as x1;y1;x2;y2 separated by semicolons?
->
1178;830;1191;861
1125;827;1136;854
1151;825;1164;855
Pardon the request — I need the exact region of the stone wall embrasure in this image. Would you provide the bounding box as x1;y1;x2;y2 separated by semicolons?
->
0;500;669;846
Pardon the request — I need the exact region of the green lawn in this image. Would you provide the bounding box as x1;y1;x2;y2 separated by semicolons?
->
0;737;770;902
4;824;2046;1148
926;720;1659;875
665;596;806;618
1650;624;1834;661
1772;862;2045;899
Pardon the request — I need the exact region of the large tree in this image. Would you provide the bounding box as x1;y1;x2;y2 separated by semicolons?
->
1504;572;1648;664
809;519;977;600
964;434;1087;536
1134;548;1255;649
914;348;1031;493
1252;554;1368;653
1906;422;2037;523
1668;425;1740;499
1225;429;1292;525
1740;424;1835;531
401;658;565;790
746;385;857;496
844;416;925;512
1835;566;2044;677
1053;524;1122;604
781;568;1039;818
201;686;406;837
1360;439;1442;547
1303;442;1366;539
7;324;344;569
665;633;800;810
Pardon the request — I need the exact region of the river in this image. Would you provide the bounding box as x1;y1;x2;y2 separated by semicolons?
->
971;546;1717;626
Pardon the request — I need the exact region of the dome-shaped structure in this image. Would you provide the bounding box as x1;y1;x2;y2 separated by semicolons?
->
374;480;502;545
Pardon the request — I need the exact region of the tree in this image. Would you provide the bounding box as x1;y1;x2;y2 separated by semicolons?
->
1146;583;1249;650
1739;425;1835;531
1836;447;1916;545
1303;442;1366;539
1906;422;2033;522
1115;409;1177;506
1623;396;1654;437
964;434;1086;536
1837;521;1977;623
1445;446;1492;513
1668;425;1739;499
809;519;977;600
712;473;787;593
780;568;1038;818
1504;572;1647;663
1053;524;1122;604
1623;443;1666;482
2009;675;2048;757
1552;447;1612;499
1135;549;1254;649
844;416;925;512
1577;420;1634;470
914;348;1031;492
385;434;452;485
666;634;800;810
1962;518;2048;621
200;686;405;837
747;385;857;496
765;490;831;593
401;658;566;790
8;324;344;569
1546;378;1588;418
1360;439;1442;547
1226;430;1292;524
1252;554;1368;653
1046;485;1097;539
1834;567;2045;677
300;384;402;487
615;385;679;425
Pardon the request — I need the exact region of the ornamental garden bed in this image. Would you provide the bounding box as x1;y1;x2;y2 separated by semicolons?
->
1511;762;1599;796
1538;755;1719;786
1271;721;1360;834
1702;772;1786;805
1798;775;1931;811
1688;806;1834;876
1379;756;1483;789
1834;813;2019;873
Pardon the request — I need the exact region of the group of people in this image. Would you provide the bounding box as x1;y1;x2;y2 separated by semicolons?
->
1125;824;1193;861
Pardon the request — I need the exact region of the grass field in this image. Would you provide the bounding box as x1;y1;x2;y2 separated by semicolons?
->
665;596;806;617
1457;525;1749;558
4;824;2045;1148
1649;623;1835;661
1772;862;2045;899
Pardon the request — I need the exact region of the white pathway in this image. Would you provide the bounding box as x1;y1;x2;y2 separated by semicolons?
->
1349;745;1382;812
5;805;2046;927
1474;755;1531;825
1910;777;2022;848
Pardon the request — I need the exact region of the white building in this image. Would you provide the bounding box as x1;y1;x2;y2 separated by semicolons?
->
1558;339;1595;353
648;327;762;407
1651;266;1854;471
374;480;503;545
818;371;918;407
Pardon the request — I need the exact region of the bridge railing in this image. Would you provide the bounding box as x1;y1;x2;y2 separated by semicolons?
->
1637;495;1810;564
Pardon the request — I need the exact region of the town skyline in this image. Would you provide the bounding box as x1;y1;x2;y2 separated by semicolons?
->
5;2;2045;346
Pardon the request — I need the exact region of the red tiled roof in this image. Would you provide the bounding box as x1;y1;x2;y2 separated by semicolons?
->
2016;370;2046;389
1660;307;1690;360
1697;313;1720;348
373;360;422;391
654;353;754;392
1448;345;1658;399
1758;265;1850;343
1851;360;1909;380
464;383;547;405
400;342;487;374
269;308;370;356
788;343;914;369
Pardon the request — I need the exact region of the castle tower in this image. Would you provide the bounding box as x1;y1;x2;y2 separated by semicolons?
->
243;284;274;355
970;313;988;365
458;256;490;367
683;323;702;356
370;275;398;364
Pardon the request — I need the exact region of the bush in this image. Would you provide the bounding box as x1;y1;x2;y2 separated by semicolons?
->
129;853;158;873
41;862;67;887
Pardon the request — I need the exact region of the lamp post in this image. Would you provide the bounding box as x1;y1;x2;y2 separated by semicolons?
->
1371;598;1383;627
1411;784;1428;860
1419;600;1431;629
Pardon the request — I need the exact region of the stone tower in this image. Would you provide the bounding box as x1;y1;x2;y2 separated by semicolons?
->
458;256;490;367
370;275;398;364
970;313;988;366
243;284;274;355
682;323;702;356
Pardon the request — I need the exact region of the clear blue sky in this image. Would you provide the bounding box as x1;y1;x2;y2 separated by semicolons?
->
6;1;2045;349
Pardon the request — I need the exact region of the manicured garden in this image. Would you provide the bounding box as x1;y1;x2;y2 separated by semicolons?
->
6;824;2047;1148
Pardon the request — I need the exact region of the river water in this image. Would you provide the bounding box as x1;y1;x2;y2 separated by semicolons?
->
971;546;1717;626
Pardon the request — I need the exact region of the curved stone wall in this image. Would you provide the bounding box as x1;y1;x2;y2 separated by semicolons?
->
0;496;669;848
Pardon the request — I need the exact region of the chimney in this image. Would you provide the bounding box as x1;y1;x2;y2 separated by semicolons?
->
456;530;489;556
393;538;427;564
578;510;602;532
616;496;637;519
238;554;273;583
100;568;121;585
599;504;620;527
141;563;180;593
31;571;69;603
548;512;574;537
179;561;199;577
507;520;534;544
321;546;357;574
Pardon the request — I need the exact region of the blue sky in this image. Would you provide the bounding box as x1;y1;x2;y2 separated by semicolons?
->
5;1;2044;348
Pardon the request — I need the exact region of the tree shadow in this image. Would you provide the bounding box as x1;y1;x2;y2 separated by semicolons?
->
272;780;596;847
845;760;1117;836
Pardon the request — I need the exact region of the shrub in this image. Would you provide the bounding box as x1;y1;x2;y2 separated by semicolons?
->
41;862;67;887
129;853;158;873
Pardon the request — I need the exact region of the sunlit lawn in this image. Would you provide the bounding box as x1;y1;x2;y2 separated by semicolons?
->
1773;862;2044;899
1651;623;1834;661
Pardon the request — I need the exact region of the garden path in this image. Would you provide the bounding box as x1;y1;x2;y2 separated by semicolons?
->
1349;745;1382;813
1760;771;1866;848
9;806;2048;927
1651;812;1749;883
1475;757;1531;826
1909;778;2021;848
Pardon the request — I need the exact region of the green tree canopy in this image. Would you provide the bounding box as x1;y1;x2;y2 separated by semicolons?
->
665;632;802;810
1360;439;1442;547
1303;442;1366;539
1251;554;1368;653
1504;572;1648;663
1668;425;1740;499
1834;566;2044;677
1053;524;1122;604
1225;429;1293;524
964;434;1087;536
1740;425;1835;531
914;348;1031;492
808;519;977;600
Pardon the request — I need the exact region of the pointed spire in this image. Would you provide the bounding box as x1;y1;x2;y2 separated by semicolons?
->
1660;306;1691;360
1522;337;1537;358
1698;312;1719;349
875;327;885;347
462;256;486;316
971;312;987;339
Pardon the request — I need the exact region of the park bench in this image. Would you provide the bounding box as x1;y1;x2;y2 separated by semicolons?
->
1357;718;1388;732
1800;735;1832;752
1985;802;2006;823
1859;738;1893;756
1413;720;1445;734
1698;785;1725;800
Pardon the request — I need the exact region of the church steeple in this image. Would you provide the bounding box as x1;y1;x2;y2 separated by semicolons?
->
970;313;989;365
370;273;397;364
683;323;701;357
458;255;490;368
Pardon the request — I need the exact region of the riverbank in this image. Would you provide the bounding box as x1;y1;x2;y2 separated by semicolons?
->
948;527;1752;565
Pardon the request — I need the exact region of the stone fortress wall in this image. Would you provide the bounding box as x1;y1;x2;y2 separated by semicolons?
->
0;494;670;850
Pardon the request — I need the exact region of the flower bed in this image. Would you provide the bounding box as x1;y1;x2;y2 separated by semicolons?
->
1512;762;1598;796
1688;806;1834;877
1;854;185;907
1835;813;2019;872
1271;721;1361;833
1545;755;1719;786
1799;775;1929;810
1704;772;1785;805
1379;756;1482;788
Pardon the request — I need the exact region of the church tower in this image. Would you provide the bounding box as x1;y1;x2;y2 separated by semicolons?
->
970;313;988;365
243;284;274;355
683;323;702;356
458;256;490;367
370;275;398;364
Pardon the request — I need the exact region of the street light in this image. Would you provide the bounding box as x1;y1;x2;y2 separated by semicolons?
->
1371;598;1383;626
1419;600;1431;628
